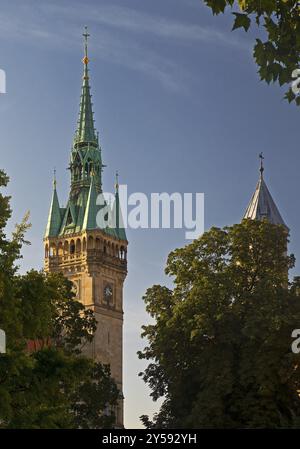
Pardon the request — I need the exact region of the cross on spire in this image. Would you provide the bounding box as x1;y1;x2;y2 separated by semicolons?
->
53;167;57;189
259;152;264;177
82;26;90;65
115;170;119;191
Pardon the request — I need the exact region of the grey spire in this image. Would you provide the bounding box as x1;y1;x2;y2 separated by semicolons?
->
243;154;287;229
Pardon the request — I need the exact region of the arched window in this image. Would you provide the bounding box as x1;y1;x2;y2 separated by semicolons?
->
66;210;73;226
76;238;81;253
87;236;94;250
63;241;69;255
70;240;75;255
50;243;57;257
58;242;63;256
120;246;125;260
73;154;82;181
84;158;93;178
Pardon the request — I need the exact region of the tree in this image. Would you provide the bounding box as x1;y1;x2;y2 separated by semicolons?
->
202;1;300;105
0;170;120;428
139;219;300;428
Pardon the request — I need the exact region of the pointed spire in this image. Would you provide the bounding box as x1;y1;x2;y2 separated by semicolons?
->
82;172;98;230
113;171;127;241
243;155;287;229
45;173;62;238
74;27;97;147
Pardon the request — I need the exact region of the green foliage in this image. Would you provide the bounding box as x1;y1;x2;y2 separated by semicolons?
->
232;12;251;31
0;171;119;428
139;220;300;428
202;0;300;104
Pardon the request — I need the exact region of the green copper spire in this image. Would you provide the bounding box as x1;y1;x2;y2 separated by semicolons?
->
46;29;121;240
74;27;98;147
82;172;98;230
69;27;103;195
113;171;127;241
44;170;62;238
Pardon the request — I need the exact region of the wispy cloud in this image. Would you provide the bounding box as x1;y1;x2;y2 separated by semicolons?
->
43;2;248;49
0;1;249;92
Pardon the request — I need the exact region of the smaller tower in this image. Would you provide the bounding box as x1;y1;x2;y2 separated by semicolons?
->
243;153;287;228
45;169;62;239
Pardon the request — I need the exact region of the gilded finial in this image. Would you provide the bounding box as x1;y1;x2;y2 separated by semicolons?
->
259;152;264;177
82;26;90;66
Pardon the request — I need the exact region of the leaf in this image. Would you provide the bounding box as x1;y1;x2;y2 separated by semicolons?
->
204;0;228;14
284;88;296;103
232;12;251;31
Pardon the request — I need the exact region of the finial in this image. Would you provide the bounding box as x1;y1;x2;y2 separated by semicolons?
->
115;170;119;192
82;26;90;66
259;152;264;177
53;168;57;189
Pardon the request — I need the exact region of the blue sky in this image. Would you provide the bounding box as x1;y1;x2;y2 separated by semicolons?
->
0;0;299;428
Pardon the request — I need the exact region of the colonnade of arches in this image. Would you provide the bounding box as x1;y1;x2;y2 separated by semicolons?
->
45;236;127;260
72;155;101;182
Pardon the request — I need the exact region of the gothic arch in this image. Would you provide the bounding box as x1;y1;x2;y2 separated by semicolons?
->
74;153;82;181
63;241;69;255
76;238;81;253
49;243;57;257
120;246;126;260
84;158;93;178
70;239;75;255
87;235;94;250
95;237;101;250
58;242;63;256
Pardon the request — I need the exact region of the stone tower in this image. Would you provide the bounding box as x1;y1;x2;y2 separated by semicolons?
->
43;28;128;427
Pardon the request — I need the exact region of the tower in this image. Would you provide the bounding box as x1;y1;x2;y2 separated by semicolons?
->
243;153;287;228
44;28;128;427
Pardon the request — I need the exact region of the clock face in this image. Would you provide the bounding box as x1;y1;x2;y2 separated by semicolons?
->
104;284;113;304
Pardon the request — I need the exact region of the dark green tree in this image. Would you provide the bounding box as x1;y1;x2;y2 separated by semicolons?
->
139;220;300;428
202;0;300;104
0;170;120;428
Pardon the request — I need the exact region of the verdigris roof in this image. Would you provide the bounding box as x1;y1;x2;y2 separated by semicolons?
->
44;29;127;242
44;181;61;238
